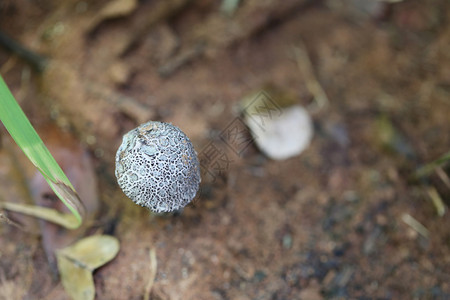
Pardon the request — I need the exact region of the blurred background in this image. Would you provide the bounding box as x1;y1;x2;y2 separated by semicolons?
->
0;0;449;299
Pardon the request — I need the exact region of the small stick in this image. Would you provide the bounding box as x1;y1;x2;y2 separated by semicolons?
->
293;41;329;112
86;84;153;124
0;31;48;72
401;213;429;238
435;167;450;190
158;43;205;77
0;212;25;230
144;248;158;300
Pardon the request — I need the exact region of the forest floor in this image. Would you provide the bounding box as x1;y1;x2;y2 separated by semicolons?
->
0;0;449;299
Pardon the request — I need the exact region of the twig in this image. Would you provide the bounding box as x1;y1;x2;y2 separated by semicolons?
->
293;41;329;113
0;31;48;72
436;167;450;190
86;84;153;124
0;212;26;230
401;213;429;238
144;248;158;300
158;43;205;77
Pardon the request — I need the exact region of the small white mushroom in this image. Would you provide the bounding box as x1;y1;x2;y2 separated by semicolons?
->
115;121;201;213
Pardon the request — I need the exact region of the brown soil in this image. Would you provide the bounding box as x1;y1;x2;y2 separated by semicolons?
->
1;0;449;299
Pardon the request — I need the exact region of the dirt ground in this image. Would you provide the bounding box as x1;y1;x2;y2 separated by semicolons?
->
1;0;449;299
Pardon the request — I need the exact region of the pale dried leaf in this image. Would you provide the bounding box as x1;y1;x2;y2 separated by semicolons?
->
56;235;120;300
0;202;79;229
57;255;95;300
57;235;120;270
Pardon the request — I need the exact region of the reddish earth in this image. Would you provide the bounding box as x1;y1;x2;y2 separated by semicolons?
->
1;0;449;299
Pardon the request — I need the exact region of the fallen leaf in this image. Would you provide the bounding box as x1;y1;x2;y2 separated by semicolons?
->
56;235;120;300
56;258;95;300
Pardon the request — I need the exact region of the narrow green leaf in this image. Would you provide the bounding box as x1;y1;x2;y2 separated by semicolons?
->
0;75;84;228
416;151;450;178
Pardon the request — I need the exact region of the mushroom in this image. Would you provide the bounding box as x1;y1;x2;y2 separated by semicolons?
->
115;121;201;213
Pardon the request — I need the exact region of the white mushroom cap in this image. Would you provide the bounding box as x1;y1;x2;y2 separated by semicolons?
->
115;121;201;213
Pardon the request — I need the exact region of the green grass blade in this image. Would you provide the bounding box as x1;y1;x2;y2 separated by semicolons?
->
416;151;450;178
0;75;84;228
